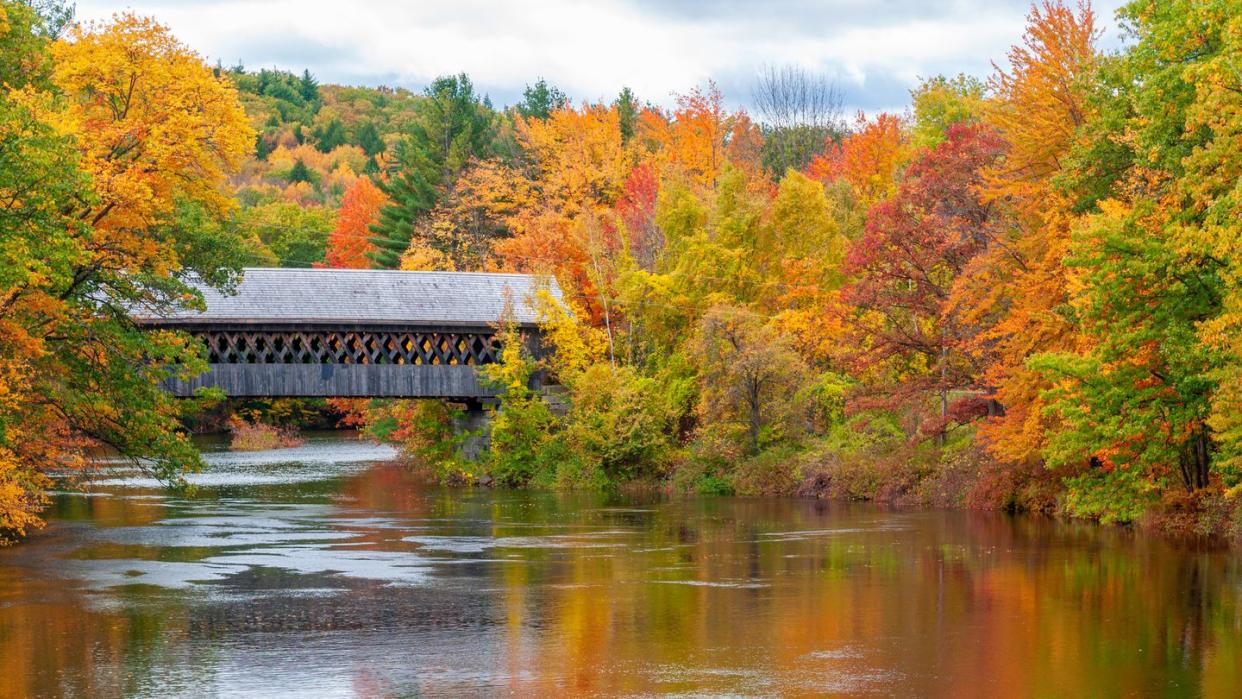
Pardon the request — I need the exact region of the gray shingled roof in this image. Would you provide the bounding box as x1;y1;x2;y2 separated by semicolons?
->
137;268;562;327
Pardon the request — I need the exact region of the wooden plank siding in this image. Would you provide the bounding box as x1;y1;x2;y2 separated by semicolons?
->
163;364;496;399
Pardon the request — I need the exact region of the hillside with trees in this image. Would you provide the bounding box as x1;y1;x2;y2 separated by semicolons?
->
3;0;1242;542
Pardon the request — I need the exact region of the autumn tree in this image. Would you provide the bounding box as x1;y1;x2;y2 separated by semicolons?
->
909;74;985;149
807;111;907;211
324;176;386;268
1032;202;1220;521
614;163;661;270
764;171;848;363
641;82;731;189
1;9;254;540
370;73;496;268
1173;0;1242;487
0;0;82;538
695;305;808;454
953;0;1099;467
1028;0;1236;519
234;200;333;267
843;123;1006;441
494;102;636;318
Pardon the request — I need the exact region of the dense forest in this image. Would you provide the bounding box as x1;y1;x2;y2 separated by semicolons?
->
2;0;1242;544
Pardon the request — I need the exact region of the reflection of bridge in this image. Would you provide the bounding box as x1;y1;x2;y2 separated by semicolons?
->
135;268;558;399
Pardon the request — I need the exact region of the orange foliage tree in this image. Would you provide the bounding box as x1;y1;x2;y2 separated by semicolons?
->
324;177;386;268
954;0;1099;465
807;112;907;209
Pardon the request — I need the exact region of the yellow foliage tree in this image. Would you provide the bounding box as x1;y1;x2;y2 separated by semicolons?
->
49;13;253;254
1;11;253;541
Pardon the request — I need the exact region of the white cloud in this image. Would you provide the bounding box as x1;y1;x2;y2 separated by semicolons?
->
72;0;1131;113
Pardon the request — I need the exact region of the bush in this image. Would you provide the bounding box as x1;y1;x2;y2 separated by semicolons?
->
364;399;474;483
797;442;936;505
560;365;671;483
1141;490;1241;540
488;393;555;487
670;456;735;495
482;320;556;487
730;443;804;496
227;416;303;451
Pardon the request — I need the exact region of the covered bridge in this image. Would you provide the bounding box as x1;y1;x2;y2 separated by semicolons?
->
135;268;561;399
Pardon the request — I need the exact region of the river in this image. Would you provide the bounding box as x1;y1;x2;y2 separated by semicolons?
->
1;432;1239;697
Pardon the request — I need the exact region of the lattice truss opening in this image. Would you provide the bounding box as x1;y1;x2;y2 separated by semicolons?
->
195;330;501;365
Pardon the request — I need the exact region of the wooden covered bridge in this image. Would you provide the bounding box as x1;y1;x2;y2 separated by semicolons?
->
135;268;560;399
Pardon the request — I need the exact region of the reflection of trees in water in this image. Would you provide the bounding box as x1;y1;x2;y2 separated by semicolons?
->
2;472;1240;696
0;580;192;698
480;498;1242;696
47;488;167;528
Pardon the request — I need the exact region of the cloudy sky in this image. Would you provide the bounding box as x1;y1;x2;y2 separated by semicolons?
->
74;0;1131;114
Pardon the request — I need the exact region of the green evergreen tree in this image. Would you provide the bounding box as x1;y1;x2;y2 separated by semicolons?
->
518;77;567;120
615;86;637;143
369;73;496;268
287;158;313;184
263;79;301;105
298;68;319;102
313;118;347;152
368;138;439;268
254;133;271;160
354;121;385;156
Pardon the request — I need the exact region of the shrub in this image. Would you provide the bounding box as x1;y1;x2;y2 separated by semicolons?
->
560;364;671;483
227;416;303;451
797;443;932;505
365;399;473;482
482;320;556;487
730;443;803;496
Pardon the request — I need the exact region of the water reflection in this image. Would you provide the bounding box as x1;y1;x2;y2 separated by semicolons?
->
1;433;1239;697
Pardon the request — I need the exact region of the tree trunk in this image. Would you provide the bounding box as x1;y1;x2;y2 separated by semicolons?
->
1178;427;1212;492
748;382;762;456
937;341;948;448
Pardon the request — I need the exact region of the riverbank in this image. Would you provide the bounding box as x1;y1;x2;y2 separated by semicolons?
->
789;443;1242;547
56;422;1238;551
364;416;1242;549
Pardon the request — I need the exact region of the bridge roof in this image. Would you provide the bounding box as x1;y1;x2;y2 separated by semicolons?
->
138;268;562;327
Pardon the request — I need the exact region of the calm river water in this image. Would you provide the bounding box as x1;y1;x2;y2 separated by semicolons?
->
1;432;1240;698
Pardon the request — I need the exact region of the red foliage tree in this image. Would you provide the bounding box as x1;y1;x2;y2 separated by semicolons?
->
842;123;1007;439
614;164;661;270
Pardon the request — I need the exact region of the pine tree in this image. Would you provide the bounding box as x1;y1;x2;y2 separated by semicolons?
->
369;73;496;268
616;87;637;143
355;121;385;157
313;118;347;152
298;68;319;102
518;78;567;120
368;139;438;268
287;158;312;184
254;133;271;160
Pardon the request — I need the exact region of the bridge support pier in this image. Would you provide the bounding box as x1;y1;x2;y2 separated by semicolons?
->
456;400;493;462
